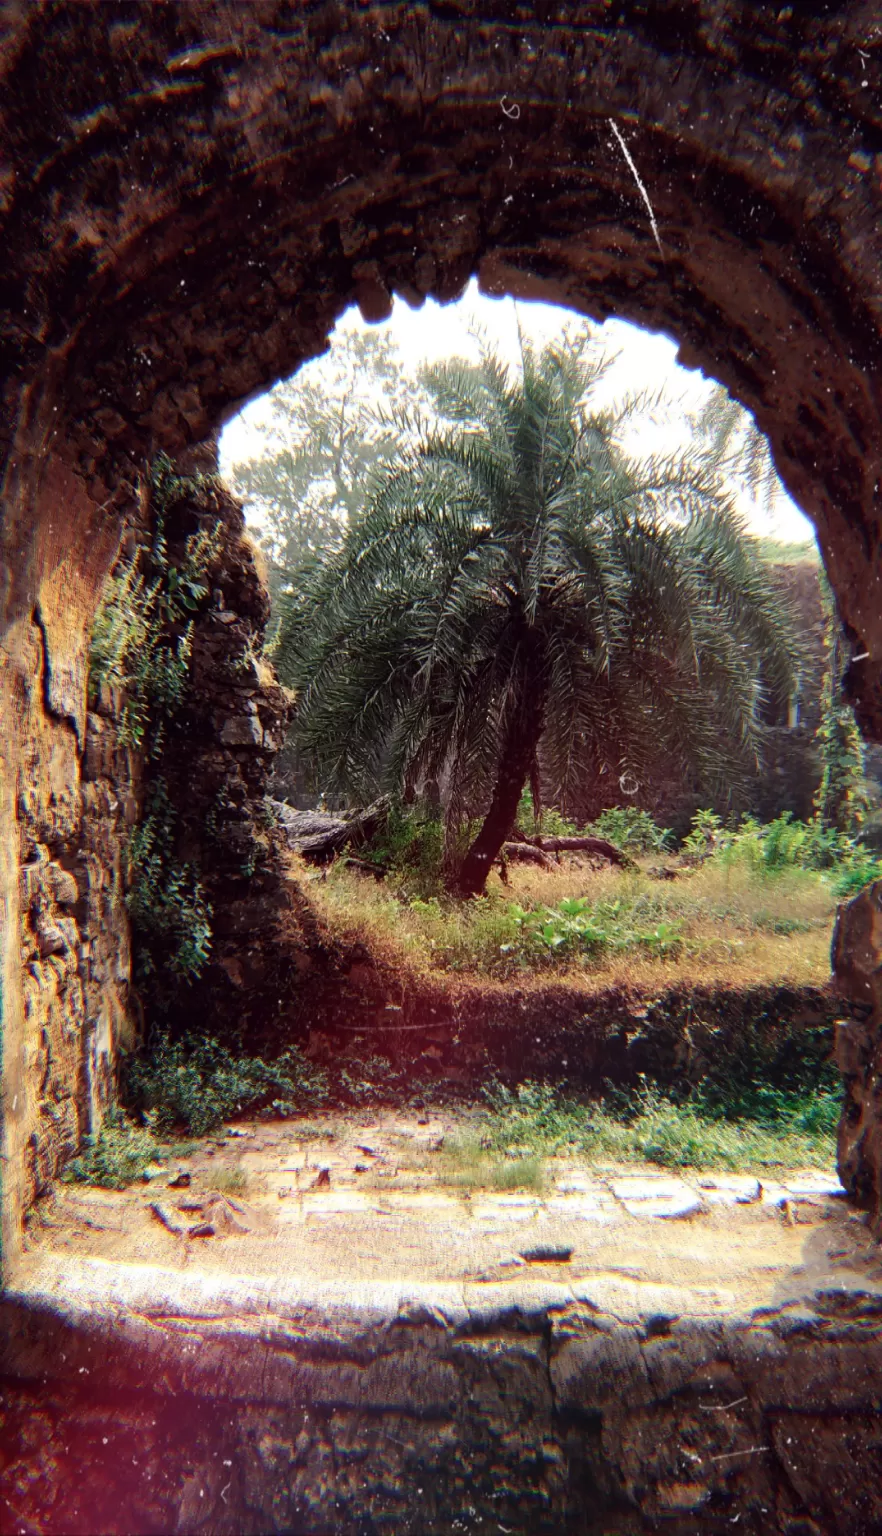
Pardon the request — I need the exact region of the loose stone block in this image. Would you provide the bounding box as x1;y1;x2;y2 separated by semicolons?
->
611;1177;705;1220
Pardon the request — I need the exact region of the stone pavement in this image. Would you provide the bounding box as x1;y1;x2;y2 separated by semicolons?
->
26;1109;852;1297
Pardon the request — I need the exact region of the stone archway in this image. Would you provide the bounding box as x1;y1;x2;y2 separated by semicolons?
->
2;1;882;1262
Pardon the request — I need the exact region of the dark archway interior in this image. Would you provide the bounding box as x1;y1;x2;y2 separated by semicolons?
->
3;2;882;1260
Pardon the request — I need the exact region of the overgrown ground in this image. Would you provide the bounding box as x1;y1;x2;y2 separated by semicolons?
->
69;810;863;1193
66;1072;839;1198
305;852;837;989
450;1077;839;1178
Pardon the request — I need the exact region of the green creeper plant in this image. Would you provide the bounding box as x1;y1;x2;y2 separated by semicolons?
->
814;577;867;836
126;783;213;983
87;456;223;991
88;457;222;754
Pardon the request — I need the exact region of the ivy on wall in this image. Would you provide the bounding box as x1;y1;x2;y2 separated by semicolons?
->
814;577;867;836
87;455;223;995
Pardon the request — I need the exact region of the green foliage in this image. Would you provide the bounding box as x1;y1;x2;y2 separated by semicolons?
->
515;786;579;838
718;813;805;873
126;784;213;982
814;587;867;836
320;853;838;986
510;895;683;963
88;562;160;742
682;808;730;861
515;791;671;853
708;809;882;898
285;331;800;891
149;451;223;521
62;1110;161;1189
830;857;882;902
361;804;445;896
88;458;222;752
392;889;686;973
88;457;226;994
481;1078;838;1172
88;558;194;751
125;1034;329;1136
588;806;673;854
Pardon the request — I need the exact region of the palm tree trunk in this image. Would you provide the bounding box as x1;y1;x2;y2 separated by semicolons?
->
455;680;546;898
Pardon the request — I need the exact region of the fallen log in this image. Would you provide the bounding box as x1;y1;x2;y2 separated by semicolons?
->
526;834;632;867
502;842;555;869
274;796;390;864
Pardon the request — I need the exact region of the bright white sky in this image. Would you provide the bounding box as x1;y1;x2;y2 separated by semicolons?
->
220;279;816;545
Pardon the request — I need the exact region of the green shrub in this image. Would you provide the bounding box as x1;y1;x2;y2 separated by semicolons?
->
126;783;213;981
682;808;731;862
588;807;673;854
680;807;882;902
124;1034;329;1136
62;1110;162;1189
362;804;445;896
515;787;580;839
509;894;683;964
830;857;882;901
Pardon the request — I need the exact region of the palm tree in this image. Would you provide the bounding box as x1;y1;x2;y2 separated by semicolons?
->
692;383;780;513
284;334;798;896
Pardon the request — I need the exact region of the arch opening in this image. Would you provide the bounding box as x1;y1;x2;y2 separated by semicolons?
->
5;9;882;1528
4;6;882;1267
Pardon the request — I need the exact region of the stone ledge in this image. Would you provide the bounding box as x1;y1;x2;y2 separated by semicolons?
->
2;1255;882;1533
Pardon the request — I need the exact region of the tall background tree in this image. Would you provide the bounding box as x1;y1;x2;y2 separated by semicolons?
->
229;328;416;615
285;334;800;894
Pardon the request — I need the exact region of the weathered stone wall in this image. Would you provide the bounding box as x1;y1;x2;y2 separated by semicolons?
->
9;606;138;1229
832;881;882;1229
2;1;882;1257
124;468;296;1041
4;461;292;1247
2;1259;882;1535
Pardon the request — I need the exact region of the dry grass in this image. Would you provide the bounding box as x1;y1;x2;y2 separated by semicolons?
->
302;853;835;991
204;1162;250;1196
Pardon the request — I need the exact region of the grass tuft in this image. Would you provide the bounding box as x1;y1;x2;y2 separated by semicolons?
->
438;1135;546;1192
204;1162;250;1197
478;1079;838;1173
62;1111;162;1190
